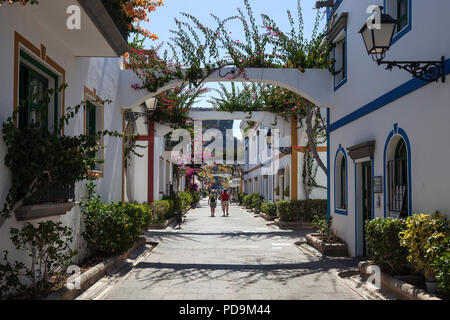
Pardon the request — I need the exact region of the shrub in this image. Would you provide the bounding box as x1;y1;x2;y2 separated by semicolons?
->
0;221;77;299
190;191;200;206
261;202;277;216
243;194;253;207
365;218;409;274
432;237;450;293
400;212;450;280
82;194;152;257
289;199;327;222
238;193;246;204
151;200;170;221
176;191;193;211
250;193;264;211
277;200;293;221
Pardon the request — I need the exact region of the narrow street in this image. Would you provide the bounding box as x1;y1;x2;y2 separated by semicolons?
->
80;199;369;300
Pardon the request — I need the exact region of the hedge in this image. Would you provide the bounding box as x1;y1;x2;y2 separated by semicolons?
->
82;201;153;257
261;202;277;216
176;191;193;211
276;199;327;222
151;200;170;221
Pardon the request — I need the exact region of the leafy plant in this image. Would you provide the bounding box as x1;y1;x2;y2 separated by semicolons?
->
81;183;153;257
151;201;170;221
276;200;292;221
365;218;409;274
175;191;193;212
312;215;337;243
431;237;450;293
0;221;77;299
1;89;127;219
250;193;264;212
400;213;450;281
261;202;277;217
243;194;253;208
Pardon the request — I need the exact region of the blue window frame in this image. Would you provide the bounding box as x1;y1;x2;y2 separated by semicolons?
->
384;0;412;45
334;145;348;215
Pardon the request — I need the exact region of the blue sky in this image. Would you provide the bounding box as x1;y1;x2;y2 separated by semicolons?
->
140;0;326;138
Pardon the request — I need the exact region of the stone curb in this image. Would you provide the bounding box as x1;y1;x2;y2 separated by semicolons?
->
358;261;441;300
259;213;276;221
44;236;147;300
148;217;176;229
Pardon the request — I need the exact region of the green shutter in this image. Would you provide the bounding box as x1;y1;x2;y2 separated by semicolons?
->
86;101;96;136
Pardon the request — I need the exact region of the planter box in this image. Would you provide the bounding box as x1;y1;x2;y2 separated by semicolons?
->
45;237;148;300
147;217;175;230
358;261;441;300
274;219;304;228
260;213;276;221
305;233;348;257
15;202;77;221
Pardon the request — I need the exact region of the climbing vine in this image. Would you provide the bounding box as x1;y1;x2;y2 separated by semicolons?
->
1;88;132;219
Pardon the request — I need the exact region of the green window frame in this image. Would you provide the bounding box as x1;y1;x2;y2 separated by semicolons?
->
19;50;59;132
85;100;97;137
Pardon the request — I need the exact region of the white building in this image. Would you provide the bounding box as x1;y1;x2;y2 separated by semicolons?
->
242;118;327;202
325;0;450;257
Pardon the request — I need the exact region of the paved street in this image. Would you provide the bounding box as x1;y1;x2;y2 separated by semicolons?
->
88;199;366;300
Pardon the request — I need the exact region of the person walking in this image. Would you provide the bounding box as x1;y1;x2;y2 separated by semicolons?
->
208;191;217;217
220;189;230;217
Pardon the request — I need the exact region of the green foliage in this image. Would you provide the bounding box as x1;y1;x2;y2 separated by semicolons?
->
312;215;337;243
276;199;327;222
365;218;409;274
0;221;76;299
151;201;170;221
431;237;450;293
400;213;450;280
190;191;201;205
237;193;246;204
250;193;264;211
1;88;127;219
276;200;292;221
261;202;277;217
81;184;152;257
176;191;193;211
243;194;253;207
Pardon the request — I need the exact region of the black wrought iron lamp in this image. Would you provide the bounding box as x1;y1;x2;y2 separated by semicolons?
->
266;129;292;154
359;7;445;83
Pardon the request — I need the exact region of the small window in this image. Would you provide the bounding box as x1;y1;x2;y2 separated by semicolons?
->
333;29;347;89
335;150;347;213
386;0;411;38
85;96;104;173
18;51;59;131
387;139;408;218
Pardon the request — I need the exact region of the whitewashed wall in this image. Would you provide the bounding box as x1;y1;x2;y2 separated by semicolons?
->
329;0;450;257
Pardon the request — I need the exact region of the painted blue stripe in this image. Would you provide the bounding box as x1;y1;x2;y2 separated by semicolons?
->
330;58;450;133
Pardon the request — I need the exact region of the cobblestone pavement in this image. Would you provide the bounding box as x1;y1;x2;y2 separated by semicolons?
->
95;199;367;300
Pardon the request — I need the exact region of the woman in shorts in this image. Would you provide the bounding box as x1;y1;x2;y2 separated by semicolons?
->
208;191;217;217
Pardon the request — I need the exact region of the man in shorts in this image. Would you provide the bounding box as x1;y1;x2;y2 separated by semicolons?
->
220;189;230;217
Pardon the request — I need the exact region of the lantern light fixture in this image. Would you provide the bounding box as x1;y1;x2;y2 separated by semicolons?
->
359;6;445;83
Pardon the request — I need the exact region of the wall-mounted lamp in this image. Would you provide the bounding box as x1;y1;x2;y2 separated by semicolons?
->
359;6;445;83
266;129;292;154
